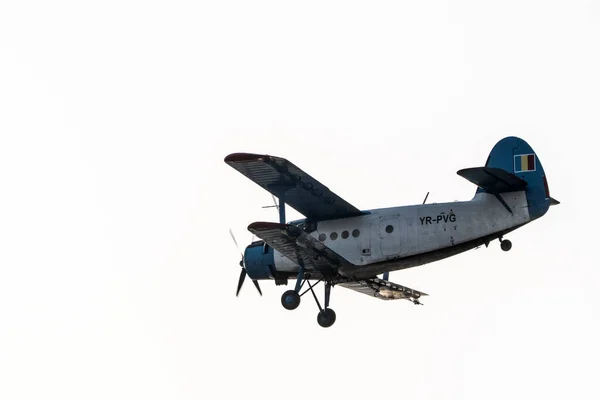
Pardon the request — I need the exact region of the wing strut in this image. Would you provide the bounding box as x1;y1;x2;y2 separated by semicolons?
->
278;193;286;224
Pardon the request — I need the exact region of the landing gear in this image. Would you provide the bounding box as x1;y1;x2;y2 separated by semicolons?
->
307;280;336;328
280;271;337;327
281;290;300;310
281;268;305;311
317;308;336;328
500;239;512;252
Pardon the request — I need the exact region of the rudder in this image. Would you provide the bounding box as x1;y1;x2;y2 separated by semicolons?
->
483;136;552;220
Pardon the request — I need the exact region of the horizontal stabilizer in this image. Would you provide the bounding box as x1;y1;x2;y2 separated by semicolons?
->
550;197;560;206
457;167;528;194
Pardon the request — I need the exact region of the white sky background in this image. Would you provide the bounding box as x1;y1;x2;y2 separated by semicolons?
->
1;1;599;399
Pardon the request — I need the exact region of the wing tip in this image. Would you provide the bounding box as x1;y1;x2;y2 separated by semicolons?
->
248;221;286;231
224;153;269;164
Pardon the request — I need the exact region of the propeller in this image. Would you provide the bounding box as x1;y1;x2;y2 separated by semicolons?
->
229;228;262;296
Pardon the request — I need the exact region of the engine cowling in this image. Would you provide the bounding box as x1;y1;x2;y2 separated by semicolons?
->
243;241;275;280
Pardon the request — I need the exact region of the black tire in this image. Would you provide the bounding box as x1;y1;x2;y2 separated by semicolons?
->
317;308;336;328
281;290;300;310
501;239;512;252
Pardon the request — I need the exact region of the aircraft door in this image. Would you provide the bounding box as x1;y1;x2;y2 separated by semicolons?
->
378;216;407;257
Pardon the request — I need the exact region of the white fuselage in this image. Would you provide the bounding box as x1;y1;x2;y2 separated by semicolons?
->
274;191;530;275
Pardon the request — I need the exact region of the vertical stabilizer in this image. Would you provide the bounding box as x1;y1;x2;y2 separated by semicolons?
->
482;137;552;220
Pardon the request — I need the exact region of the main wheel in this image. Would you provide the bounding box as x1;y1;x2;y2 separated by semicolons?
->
281;290;300;310
317;308;336;328
501;239;512;252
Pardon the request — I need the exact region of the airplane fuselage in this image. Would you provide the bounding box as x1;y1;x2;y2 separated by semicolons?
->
272;191;530;279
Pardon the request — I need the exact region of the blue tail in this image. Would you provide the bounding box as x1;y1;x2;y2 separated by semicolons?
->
484;136;554;220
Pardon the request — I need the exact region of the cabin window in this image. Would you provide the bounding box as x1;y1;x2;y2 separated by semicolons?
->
352;229;360;237
330;232;338;240
385;225;394;233
318;233;326;242
341;230;349;239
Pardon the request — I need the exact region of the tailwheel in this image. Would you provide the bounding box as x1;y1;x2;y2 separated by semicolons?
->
281;290;300;310
500;239;512;252
317;308;336;328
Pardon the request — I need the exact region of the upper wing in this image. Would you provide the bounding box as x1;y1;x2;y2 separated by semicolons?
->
337;277;428;303
247;221;355;272
225;153;365;221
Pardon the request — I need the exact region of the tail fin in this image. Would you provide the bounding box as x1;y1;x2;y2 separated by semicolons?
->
482;136;553;220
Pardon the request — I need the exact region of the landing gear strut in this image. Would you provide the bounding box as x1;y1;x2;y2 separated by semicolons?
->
500;238;512;252
280;270;337;328
315;282;336;328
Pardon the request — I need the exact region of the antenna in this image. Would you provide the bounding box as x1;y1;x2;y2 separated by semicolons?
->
422;192;429;204
262;194;279;210
261;194;286;224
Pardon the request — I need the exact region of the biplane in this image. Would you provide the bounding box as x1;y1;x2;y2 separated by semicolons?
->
225;136;559;327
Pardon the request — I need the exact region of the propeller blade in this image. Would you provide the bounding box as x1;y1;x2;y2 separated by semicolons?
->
229;228;243;257
236;268;247;296
252;280;262;296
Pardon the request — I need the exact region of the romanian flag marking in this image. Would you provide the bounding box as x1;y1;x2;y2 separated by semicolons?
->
514;154;536;173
